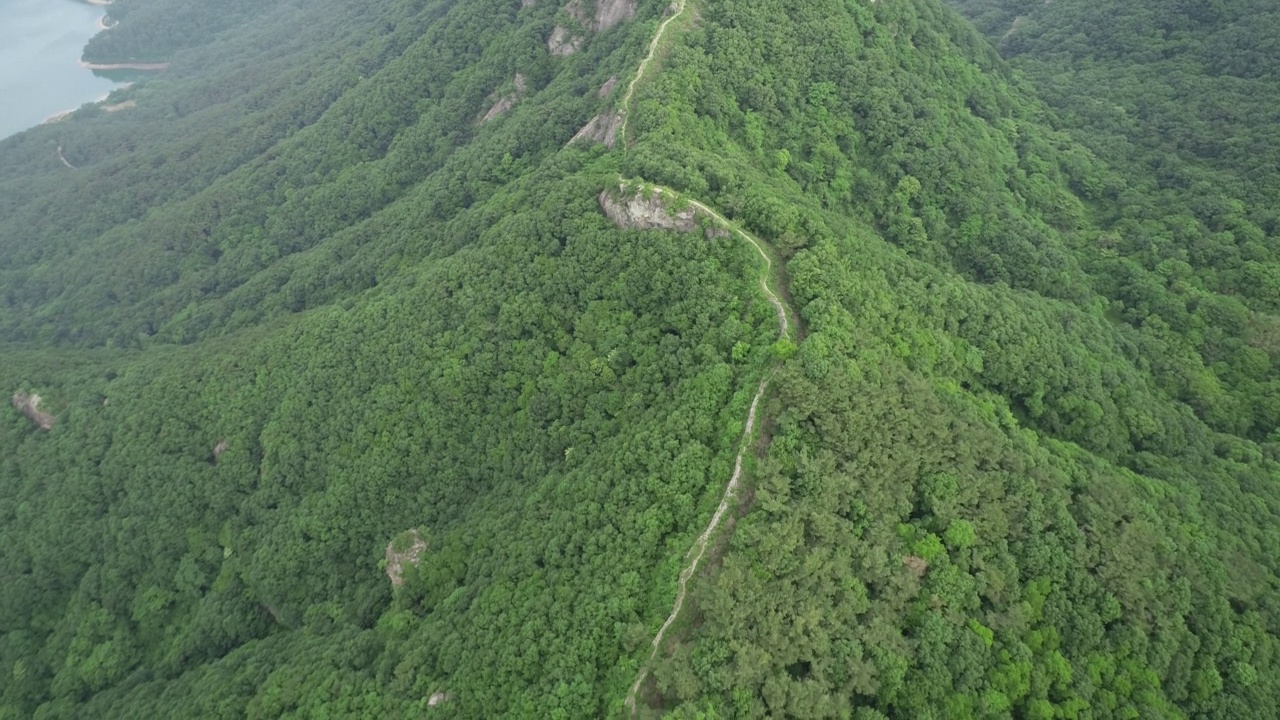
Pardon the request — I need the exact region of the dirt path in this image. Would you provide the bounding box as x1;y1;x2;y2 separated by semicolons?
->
619;183;790;718
624;369;774;715
671;192;791;340
618;0;688;146
616;4;798;714
56;146;77;170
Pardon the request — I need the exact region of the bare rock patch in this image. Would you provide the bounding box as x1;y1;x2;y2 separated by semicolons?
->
597;75;619;98
11;392;54;430
902;555;929;577
599;186;699;233
480;73;528;123
548;25;583;56
569;111;622;148
593;0;636;32
548;0;634;56
385;529;428;586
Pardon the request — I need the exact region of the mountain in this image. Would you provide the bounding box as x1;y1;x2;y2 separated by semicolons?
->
947;0;1280;441
1;0;1277;718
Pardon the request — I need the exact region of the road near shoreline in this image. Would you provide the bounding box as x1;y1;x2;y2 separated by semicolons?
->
79;60;168;71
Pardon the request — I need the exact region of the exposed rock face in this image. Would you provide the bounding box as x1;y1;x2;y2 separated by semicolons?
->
11;392;54;431
481;98;512;121
599;186;699;233
481;73;527;123
548;0;635;55
569;111;622;148
548;25;583;56
597;75;619;98
593;0;636;32
385;529;428;586
482;97;514;122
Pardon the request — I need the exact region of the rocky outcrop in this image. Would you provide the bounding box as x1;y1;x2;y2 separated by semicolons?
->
548;25;583;56
599;186;699;233
11;392;54;431
481;97;514;122
548;0;636;56
481;73;527;123
593;0;637;32
385;529;428;586
597;75;619;98
569;111;622;148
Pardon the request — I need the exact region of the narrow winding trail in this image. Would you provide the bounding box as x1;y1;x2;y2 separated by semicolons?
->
666;190;791;340
618;0;688;146
618;1;795;714
623;370;776;715
56;146;77;170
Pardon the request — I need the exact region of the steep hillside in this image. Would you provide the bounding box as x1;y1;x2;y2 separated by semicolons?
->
617;0;1279;716
948;0;1280;442
3;1;785;716
0;0;653;346
1;0;1278;718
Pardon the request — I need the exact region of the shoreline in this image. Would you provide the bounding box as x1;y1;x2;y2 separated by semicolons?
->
38;2;155;127
16;0;135;137
83;0;167;72
41;90;110;124
79;60;169;71
41;83;138;125
43;110;73;125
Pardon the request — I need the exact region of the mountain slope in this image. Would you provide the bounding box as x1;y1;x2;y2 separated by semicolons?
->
4;1;789;716
1;0;1277;718
613;0;1279;716
948;0;1280;442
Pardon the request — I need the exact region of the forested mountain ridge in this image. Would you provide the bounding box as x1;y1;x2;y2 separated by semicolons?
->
617;0;1279;716
82;0;276;65
1;0;1278;718
947;0;1280;443
1;0;652;346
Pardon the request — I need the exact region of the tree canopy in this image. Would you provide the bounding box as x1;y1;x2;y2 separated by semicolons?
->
1;0;1277;717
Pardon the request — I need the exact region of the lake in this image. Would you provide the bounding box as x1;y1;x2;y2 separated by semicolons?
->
0;0;122;139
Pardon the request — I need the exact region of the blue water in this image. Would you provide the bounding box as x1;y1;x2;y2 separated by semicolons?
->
0;0;122;139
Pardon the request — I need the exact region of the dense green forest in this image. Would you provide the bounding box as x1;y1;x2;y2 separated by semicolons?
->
1;0;1277;717
944;0;1280;443
81;0;274;64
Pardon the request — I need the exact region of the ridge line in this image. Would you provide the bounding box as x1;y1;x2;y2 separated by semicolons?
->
615;2;797;714
618;0;688;147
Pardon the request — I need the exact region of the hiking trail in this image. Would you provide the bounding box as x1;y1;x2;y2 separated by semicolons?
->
618;0;688;146
618;0;796;714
